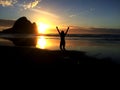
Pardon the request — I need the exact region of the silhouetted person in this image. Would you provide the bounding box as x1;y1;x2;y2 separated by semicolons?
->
56;26;69;51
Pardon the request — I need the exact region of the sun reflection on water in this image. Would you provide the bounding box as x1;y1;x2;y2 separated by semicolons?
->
36;36;46;49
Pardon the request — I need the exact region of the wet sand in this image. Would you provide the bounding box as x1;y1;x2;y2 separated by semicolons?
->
0;46;116;68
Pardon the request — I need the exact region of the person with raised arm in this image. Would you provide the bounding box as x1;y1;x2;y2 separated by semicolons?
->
56;26;69;51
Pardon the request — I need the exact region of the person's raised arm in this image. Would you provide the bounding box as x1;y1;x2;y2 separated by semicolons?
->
56;26;60;35
65;27;69;35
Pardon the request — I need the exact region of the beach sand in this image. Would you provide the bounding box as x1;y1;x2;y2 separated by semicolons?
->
0;46;115;68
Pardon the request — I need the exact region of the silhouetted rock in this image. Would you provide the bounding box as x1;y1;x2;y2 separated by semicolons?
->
0;17;38;46
1;16;38;34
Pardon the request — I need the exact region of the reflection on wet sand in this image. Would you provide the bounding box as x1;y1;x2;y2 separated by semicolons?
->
36;36;52;49
36;36;46;49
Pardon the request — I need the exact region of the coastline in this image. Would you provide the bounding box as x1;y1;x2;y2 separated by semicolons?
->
0;46;115;68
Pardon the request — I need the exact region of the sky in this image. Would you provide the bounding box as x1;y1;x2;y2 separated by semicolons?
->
0;0;120;34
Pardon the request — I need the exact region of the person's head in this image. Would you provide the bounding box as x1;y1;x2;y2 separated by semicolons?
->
61;31;64;34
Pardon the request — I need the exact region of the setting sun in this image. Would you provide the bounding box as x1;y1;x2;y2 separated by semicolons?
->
37;22;50;34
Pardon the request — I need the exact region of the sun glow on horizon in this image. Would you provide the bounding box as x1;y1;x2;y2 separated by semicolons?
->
37;22;50;34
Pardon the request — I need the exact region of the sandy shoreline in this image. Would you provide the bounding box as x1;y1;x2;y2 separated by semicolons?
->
0;46;116;68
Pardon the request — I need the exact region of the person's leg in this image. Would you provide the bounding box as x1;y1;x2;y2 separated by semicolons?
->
60;42;63;50
63;42;66;51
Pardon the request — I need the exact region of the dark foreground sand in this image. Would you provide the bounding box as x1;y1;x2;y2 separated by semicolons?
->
0;46;116;68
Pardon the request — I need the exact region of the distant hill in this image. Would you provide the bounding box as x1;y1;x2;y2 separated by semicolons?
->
0;19;15;27
0;16;38;34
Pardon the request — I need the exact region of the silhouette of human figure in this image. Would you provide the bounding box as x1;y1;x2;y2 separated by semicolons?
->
56;26;69;51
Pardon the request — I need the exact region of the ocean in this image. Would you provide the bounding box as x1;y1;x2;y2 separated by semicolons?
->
0;33;120;63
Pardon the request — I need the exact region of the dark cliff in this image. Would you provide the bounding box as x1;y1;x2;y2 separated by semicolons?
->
1;17;38;34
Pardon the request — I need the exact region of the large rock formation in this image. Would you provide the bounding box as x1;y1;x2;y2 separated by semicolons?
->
1;16;38;34
0;17;38;46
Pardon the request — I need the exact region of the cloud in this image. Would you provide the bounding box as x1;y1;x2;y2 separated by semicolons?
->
90;28;120;34
90;8;95;12
20;0;41;9
69;26;120;34
0;0;17;7
0;0;41;9
32;8;59;18
69;14;76;18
